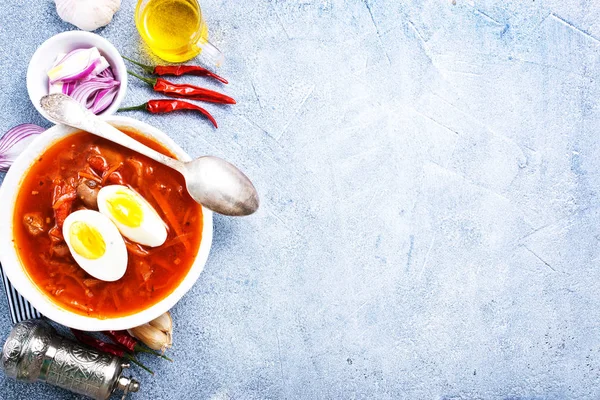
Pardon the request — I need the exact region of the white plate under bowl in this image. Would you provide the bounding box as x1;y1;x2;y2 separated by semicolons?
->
27;31;128;120
0;116;213;331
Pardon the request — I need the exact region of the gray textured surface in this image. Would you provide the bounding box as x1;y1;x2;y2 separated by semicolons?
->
1;0;600;399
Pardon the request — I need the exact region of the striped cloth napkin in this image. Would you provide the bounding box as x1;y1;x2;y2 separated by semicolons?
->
0;263;41;324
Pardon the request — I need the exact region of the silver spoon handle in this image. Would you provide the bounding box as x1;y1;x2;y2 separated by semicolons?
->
41;94;185;174
78;116;185;174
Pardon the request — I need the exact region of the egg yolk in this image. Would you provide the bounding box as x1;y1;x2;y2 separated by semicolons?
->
105;191;144;227
69;222;106;260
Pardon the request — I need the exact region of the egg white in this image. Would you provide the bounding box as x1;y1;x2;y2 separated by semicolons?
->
97;185;168;247
62;209;128;282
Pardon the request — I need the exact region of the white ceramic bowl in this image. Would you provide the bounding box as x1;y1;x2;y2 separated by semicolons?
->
27;31;127;120
0;116;213;331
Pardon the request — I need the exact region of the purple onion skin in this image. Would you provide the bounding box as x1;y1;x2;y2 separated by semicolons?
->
98;67;115;79
0;124;45;172
50;58;100;84
92;86;119;114
48;49;120;115
70;80;119;109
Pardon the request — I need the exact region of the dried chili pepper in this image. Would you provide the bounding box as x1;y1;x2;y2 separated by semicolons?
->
104;330;173;361
127;71;236;104
71;329;154;375
123;56;228;84
119;99;218;128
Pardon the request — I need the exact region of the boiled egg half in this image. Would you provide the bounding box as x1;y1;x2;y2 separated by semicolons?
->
62;210;128;282
97;185;167;247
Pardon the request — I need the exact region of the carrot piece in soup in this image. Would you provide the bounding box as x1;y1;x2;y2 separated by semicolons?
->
52;180;76;229
149;187;189;249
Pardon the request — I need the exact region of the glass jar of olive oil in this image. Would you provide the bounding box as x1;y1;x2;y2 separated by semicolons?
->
135;0;224;65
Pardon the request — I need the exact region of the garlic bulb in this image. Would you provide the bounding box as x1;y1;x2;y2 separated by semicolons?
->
128;311;173;352
129;323;171;352
149;312;172;334
149;311;173;347
55;0;121;31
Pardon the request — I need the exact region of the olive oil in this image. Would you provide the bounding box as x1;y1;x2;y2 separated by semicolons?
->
135;0;208;62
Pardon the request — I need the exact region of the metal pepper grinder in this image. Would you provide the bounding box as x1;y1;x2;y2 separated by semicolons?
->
0;320;140;400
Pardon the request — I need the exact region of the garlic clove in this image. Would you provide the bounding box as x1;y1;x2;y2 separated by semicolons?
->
55;0;121;32
148;311;173;334
128;324;171;352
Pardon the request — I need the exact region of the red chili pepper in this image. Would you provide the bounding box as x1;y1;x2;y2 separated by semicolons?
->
103;330;136;352
127;71;236;105
71;329;154;375
104;330;173;362
119;99;218;128
123;56;228;84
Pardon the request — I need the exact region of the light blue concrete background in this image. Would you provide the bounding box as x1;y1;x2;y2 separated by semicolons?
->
1;0;600;399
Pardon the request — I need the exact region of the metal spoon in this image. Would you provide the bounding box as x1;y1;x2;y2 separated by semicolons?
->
40;94;259;216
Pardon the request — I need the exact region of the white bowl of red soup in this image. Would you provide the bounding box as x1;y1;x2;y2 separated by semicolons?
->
0;116;213;330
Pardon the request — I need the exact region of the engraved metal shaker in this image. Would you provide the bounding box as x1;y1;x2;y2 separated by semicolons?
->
1;320;140;399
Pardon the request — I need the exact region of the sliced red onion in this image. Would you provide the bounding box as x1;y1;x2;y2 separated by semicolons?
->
92;56;110;76
81;76;118;84
70;79;120;110
47;48;120;115
62;81;77;96
50;52;67;68
92;86;119;114
0;124;45;172
98;67;115;79
54;58;101;84
48;48;102;84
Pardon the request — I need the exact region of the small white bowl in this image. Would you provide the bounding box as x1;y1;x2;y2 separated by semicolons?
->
0;116;213;331
27;31;127;120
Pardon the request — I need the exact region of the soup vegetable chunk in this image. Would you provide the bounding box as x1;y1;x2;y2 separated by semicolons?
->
13;130;203;318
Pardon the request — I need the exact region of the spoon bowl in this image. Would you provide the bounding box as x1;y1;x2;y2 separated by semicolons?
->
184;156;260;216
40;93;259;216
